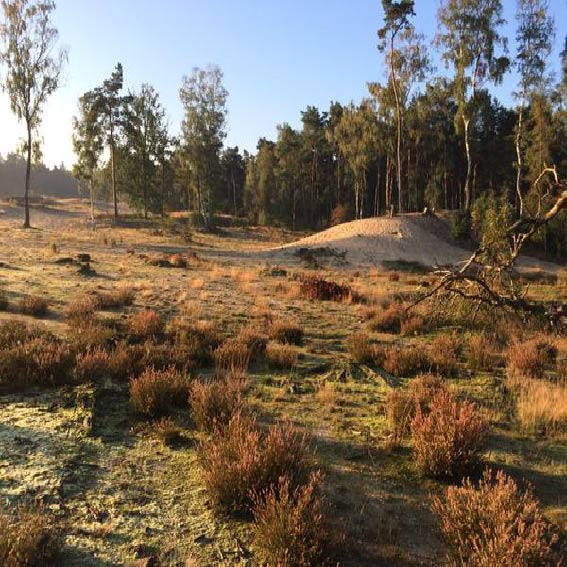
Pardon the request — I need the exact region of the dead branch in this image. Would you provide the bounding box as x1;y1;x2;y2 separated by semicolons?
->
410;165;566;330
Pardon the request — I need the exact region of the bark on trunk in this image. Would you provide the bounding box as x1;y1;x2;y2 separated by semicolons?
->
23;124;32;228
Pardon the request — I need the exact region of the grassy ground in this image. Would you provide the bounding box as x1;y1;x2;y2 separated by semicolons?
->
0;199;565;566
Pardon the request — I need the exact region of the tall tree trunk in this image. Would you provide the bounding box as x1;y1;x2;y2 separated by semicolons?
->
463;116;472;210
515;90;526;216
232;169;237;216
23;123;32;228
110;120;118;219
89;177;95;226
390;34;403;215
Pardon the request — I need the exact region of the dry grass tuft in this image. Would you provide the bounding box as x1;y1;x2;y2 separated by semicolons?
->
346;332;372;364
153;417;183;446
411;389;487;478
432;469;560;567
516;378;567;436
266;342;298;370
383;344;430;377
19;294;49;317
268;320;304;345
429;333;462;378
97;287;135;309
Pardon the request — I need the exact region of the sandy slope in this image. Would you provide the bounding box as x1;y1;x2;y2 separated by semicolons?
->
276;214;471;268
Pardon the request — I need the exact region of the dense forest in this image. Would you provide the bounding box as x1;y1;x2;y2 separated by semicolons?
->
2;0;566;256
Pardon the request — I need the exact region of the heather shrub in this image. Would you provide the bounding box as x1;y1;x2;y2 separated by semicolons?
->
0;336;74;391
383;345;430;377
75;347;113;382
269;320;304;345
400;313;428;336
0;505;59;567
19;294;49;317
252;472;334;567
172;320;222;364
199;413;309;513
370;302;403;333
129;309;165;339
388;271;401;282
0;320;42;349
64;295;99;325
386;374;446;439
213;339;251;374
346;332;372;363
300;277;351;302
67;321;115;352
429;333;462;378
137;340;195;374
130;366;191;417
468;332;495;371
432;469;560;567
265;342;298;370
190;376;245;433
237;326;268;358
97;286;135;309
411;390;488;478
506;337;557;386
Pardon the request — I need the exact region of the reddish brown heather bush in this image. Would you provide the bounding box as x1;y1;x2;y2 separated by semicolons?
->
172;320;222;364
67;321;115;352
130;366;191;417
369;302;404;333
300;277;351;302
330;202;348;226
0;505;59;567
190;376;245;433
64;295;99;325
388;271;401;282
200;412;309;514
383;344;430;377
135;340;195;374
75;347;113;382
108;342;142;379
0;320;43;349
236;326;268;358
411;389;488;478
0;335;74;391
506;336;557;385
129;309;165;339
468;332;496;371
269;320;304;345
153;417;183;446
265;342;298;370
400;313;428;336
346;332;372;363
213;339;252;374
386;374;446;439
97;286;135;309
429;333;462;378
169;253;188;268
252;472;335;567
19;294;49;317
432;469;560;567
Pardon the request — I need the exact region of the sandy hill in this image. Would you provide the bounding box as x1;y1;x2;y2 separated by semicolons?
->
275;214;471;268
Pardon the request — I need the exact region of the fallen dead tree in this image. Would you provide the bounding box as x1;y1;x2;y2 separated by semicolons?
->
412;166;567;331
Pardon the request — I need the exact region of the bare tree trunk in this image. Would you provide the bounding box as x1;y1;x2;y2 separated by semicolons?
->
110;121;118;219
89;177;95;226
515;91;526;216
463;117;472;210
23;123;32;228
390;34;404;215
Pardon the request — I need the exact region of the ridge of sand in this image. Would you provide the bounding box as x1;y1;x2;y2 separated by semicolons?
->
276;214;470;268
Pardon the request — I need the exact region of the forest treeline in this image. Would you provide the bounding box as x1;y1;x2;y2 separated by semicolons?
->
0;153;77;198
1;0;566;256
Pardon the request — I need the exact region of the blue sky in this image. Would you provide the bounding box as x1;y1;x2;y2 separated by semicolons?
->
0;0;565;168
